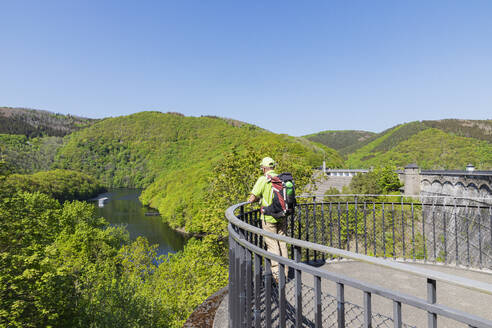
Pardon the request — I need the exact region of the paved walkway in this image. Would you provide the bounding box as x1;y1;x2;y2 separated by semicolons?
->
215;261;492;327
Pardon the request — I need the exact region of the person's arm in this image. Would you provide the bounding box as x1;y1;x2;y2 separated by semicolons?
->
248;194;259;203
248;176;264;203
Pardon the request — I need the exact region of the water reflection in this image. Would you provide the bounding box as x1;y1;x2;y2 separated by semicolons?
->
94;189;186;256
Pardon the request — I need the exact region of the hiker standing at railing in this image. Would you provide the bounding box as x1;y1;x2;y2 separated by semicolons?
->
248;157;290;282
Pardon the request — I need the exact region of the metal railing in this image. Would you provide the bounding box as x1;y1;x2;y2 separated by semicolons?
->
226;195;492;328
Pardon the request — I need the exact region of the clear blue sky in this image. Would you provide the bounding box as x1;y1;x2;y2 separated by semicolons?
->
1;1;491;136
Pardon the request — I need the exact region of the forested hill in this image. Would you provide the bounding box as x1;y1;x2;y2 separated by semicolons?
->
303;130;376;155
55;111;343;233
340;119;492;170
0;107;97;137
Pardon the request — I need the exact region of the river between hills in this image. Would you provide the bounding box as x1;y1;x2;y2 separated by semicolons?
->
93;188;187;256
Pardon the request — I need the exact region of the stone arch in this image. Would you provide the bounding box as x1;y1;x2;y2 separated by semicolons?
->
442;181;454;196
454;182;465;197
465;183;479;198
478;184;492;199
421;179;432;188
431;180;443;194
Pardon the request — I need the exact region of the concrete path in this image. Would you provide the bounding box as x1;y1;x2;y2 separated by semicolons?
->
215;261;492;327
307;261;492;327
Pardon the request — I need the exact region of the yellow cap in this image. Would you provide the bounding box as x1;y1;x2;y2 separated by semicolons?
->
260;157;275;168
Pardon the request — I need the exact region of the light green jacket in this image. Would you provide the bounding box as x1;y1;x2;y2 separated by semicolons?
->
251;171;279;223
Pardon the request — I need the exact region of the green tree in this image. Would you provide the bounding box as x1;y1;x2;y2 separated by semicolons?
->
201;145;315;237
349;166;402;195
0;190;229;328
1;169;105;202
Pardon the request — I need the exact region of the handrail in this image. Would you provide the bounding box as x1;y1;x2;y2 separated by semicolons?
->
299;193;492;201
228;224;492;328
226;201;492;296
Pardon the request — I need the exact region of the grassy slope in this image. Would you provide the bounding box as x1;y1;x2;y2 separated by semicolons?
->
345;122;492;169
55;111;343;231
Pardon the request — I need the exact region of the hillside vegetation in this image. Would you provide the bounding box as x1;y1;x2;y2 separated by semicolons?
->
0;108;97;174
0;107;97;137
1;169;105;201
304;130;376;155
422;119;492;143
55;111;343;233
0;134;64;174
343;120;492;169
0;191;226;328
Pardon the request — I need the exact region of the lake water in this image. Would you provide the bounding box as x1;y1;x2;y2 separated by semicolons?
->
93;188;186;256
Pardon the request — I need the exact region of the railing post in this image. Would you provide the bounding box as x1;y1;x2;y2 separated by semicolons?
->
432;208;437;262
478;209;483;269
313;197;318;261
382;202;386;258
290;210;295;259
337;282;345;328
229;233;236;328
240;204;245;221
393;300;402;328
427;278;437;328
466;204;471;266
422;201;427;262
443;211;448;264
239;242;246;328
364;291;372;328
401;197;405;259
363;201;367;255
297;204;302;247
373;202;377;256
265;258;272;328
295;246;302;328
305;203;310;261
254;254;261;328
346;201;350;251
392;202;396;259
254;210;259;247
245;248;252;328
490;207;492;268
355;196;359;253
279;263;286;328
338;202;342;252
315;276;322;328
454;198;459;266
321;202;326;261
329;202;333;247
411;202;415;261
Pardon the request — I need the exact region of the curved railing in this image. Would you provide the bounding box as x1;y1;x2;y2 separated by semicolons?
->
226;195;492;328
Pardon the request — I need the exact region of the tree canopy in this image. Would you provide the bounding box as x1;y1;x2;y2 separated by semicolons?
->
1;169;105;202
349;166;403;195
0;191;227;328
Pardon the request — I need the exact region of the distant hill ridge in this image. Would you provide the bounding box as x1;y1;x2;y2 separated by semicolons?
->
0;107;97;137
307;119;492;170
304;130;376;155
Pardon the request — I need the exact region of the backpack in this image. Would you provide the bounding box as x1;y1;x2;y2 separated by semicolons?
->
261;172;297;219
